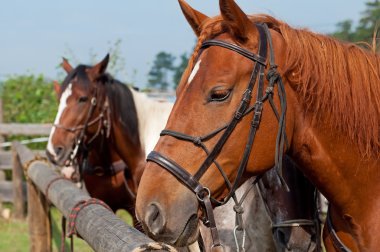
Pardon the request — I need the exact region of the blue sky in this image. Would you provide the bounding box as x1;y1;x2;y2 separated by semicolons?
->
0;1;366;87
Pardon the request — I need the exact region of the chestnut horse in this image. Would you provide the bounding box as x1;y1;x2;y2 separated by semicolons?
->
136;0;379;251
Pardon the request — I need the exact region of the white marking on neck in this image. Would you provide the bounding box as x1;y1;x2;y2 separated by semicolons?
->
187;60;201;85
129;87;173;157
47;83;73;156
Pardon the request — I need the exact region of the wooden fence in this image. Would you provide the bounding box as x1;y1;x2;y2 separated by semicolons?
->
0;123;50;214
14;142;177;252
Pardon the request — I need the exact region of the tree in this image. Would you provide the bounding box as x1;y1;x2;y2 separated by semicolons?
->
173;53;189;88
332;20;355;42
148;52;175;91
356;0;380;42
331;0;380;47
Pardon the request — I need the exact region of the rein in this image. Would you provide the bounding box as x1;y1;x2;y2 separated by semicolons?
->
326;209;352;252
147;23;289;250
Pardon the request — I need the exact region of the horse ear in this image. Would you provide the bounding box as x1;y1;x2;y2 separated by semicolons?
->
178;0;209;37
219;0;255;41
61;57;73;73
53;81;60;100
87;54;110;82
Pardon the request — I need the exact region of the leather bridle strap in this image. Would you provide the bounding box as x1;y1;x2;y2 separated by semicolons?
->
54;96;99;133
326;210;352;252
152;24;267;207
194;24;267;182
147;24;269;251
201;40;266;66
148;151;204;195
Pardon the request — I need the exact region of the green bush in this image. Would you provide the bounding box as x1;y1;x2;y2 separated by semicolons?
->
1;74;57;123
0;74;57;149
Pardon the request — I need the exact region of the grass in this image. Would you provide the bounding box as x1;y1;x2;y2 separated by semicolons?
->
0;204;133;252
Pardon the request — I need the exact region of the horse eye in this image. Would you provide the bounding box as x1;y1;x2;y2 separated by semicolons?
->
209;89;231;102
78;96;88;103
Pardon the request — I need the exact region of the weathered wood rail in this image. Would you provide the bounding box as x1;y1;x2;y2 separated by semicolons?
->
15;142;176;252
0;123;51;136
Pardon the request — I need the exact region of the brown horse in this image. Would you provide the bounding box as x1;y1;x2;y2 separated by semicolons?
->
51;79;136;214
47;57;207;251
136;0;380;251
258;157;321;252
46;56;172;218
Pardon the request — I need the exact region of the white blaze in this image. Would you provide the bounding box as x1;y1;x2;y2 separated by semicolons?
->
187;60;201;85
47;83;73;156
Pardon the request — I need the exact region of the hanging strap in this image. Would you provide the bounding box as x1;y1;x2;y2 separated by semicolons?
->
326;210;352;252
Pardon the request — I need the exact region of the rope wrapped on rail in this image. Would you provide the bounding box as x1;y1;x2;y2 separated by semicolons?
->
67;198;112;237
132;243;178;252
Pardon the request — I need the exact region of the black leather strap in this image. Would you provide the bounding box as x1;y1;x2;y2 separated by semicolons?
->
147;151;204;195
326;210;352;252
201;40;266;66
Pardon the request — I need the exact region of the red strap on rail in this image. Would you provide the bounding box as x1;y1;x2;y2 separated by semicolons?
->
67;198;112;237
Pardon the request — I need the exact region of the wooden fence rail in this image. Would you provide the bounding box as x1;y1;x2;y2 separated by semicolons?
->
0;123;50;206
0;148;43;206
0;123;51;136
15;143;176;252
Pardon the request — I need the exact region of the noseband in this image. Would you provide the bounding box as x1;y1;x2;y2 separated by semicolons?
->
147;23;289;250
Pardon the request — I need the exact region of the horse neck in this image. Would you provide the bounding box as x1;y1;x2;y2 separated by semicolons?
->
289;88;380;248
129;88;173;156
103;84;146;182
291;108;380;209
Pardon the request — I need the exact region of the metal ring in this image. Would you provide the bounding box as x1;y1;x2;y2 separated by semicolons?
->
211;243;225;249
196;187;211;202
91;97;97;106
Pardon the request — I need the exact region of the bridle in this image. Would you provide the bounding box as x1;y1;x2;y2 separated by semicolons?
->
53;86;111;175
257;175;322;252
147;23;289;250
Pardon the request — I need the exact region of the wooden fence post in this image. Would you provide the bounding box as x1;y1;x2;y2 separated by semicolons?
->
12;142;25;219
14;142;51;252
0;170;4;214
27;182;51;252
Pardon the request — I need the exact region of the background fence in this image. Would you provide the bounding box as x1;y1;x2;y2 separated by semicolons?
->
0;123;50;219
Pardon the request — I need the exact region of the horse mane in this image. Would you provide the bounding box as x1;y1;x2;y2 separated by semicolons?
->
61;66;140;147
182;14;380;157
103;76;140;147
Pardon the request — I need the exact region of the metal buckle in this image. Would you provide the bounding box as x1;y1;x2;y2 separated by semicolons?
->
196;187;211;202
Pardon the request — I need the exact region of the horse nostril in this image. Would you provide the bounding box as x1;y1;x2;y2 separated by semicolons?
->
274;228;291;250
145;203;165;236
54;146;65;157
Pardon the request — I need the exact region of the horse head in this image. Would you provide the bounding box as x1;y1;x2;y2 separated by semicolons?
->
46;55;111;166
136;0;297;247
